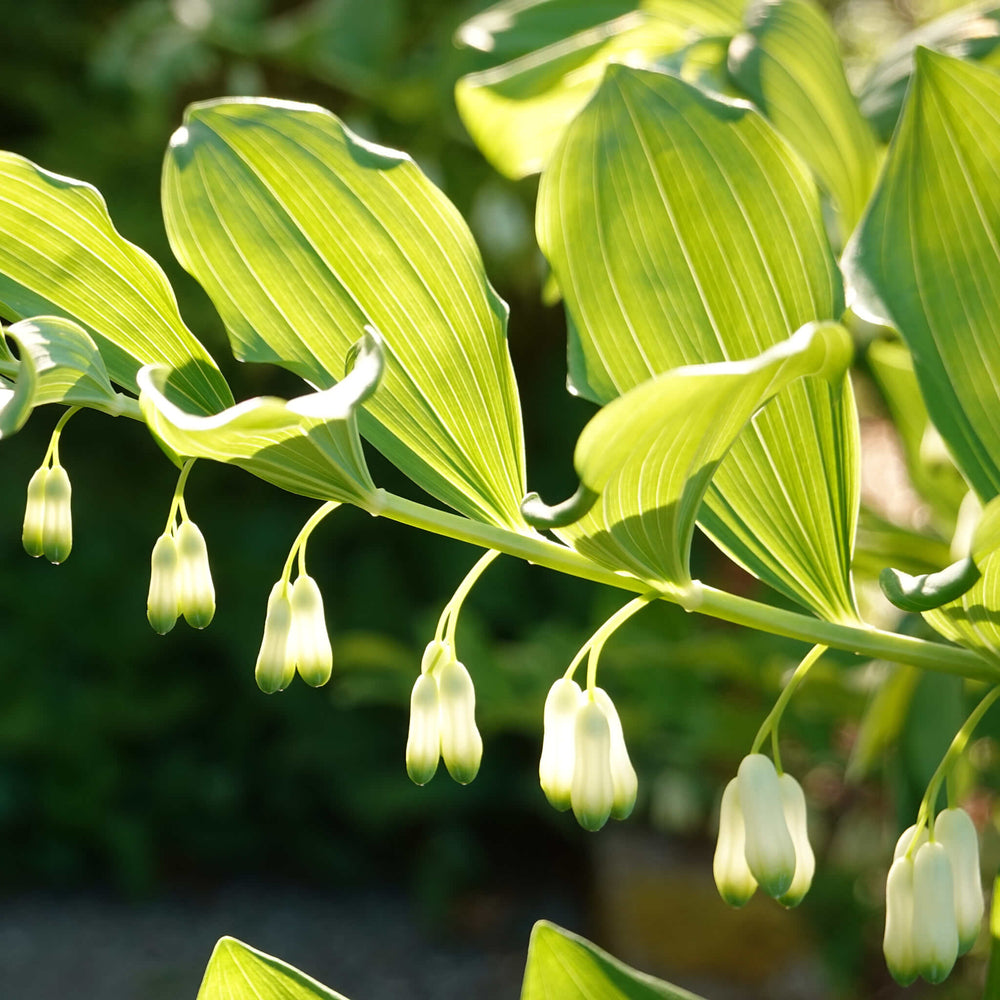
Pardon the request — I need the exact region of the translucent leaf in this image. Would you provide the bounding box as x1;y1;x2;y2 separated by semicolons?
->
727;0;879;243
162;98;526;527
538;64;860;622
3;316;136;419
535;323;851;591
845;50;1000;503
455;0;742;179
521;920;707;1000
0;329;37;440
857;2;1000;142
0;152;231;414
138;329;382;506
197;937;349;1000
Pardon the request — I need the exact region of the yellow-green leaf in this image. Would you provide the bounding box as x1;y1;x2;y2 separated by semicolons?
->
162;98;526;527
0;152;231;414
538;64;860;622
845;50;1000;503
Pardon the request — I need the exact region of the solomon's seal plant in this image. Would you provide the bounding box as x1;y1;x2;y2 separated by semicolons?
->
5;0;1000;994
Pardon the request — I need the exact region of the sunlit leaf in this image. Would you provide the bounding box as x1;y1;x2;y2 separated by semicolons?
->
857;1;1000;142
162;98;526;527
526;323;851;591
0;152;231;414
197;937;350;1000
538;64;860;622
138;328;382;506
924;497;1000;662
0;329;37;440
3;316;137;420
845;50;1000;504
521;920;706;1000
455;0;742;179
727;0;879;243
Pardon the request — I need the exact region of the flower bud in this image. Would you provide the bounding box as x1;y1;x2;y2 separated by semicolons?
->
594;687;637;820
437;659;482;784
884;856;918;986
539;678;582;811
406;673;440;786
736;754;796;899
290;574;332;687
147;532;180;635
175;519;215;629
777;773;814;907
713;777;757;907
22;466;48;558
893;823;928;861
41;464;72;563
421;639;451;676
571;698;614;831
255;582;295;693
935;808;984;955
912;841;959;984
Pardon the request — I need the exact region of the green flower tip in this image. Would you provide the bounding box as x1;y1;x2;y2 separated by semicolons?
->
147;517;216;634
22;464;73;563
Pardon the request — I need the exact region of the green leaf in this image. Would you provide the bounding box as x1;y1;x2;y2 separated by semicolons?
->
0;152;231;414
197;937;350;1000
138;328;382;506
727;0;879;243
521;920;707;1000
162;98;526;527
538;64;860;622
526;323;852;591
0;330;37;440
455;1;742;179
845;50;1000;504
4;316;137;419
857;2;1000;142
924;497;1000;661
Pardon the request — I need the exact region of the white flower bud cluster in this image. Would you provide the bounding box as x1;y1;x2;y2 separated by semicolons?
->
405;640;483;786
538;678;637;831
713;754;814;908
147;518;216;634
883;808;984;986
22;462;72;564
254;573;333;692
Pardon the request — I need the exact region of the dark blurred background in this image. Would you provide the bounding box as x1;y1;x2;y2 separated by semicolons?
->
1;1;998;997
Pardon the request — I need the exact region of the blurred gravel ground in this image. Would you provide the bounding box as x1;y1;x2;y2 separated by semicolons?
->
0;883;529;999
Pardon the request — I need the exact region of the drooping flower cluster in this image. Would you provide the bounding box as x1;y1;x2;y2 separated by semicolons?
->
713;753;815;908
405;640;483;785
22;461;72;564
883;808;984;986
538;677;637;831
254;572;333;692
147;517;216;633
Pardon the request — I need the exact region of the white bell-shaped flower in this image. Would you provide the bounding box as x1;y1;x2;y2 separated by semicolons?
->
593;687;637;820
884;855;918;986
255;582;295;693
406;673;441;786
893;823;928;861
935;808;984;955
421;639;451;675
175;519;215;629
777;773;815;907
42;464;72;563
737;754;796;899
570;698;614;832
437;658;482;784
290;574;333;686
147;532;180;635
911;840;959;983
539;678;583;811
22;466;48;558
713;777;757;907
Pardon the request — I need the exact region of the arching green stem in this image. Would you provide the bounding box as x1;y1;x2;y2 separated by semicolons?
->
433;548;501;647
751;644;828;770
42;405;81;467
279;500;341;584
164;458;196;534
